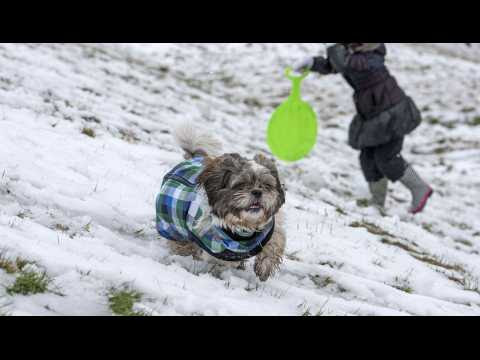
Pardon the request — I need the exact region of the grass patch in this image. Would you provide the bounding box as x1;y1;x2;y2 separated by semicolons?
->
83;221;92;233
412;254;465;274
119;129;140;143
0;253;33;275
394;285;413;294
449;221;472;231
309;274;347;293
0;257;17;274
380;237;422;255
301;308;328;316
299;299;330;316
460;276;480;295
245;283;260;292
321;200;347;216
318;261;345;270
108;288;147;316
421;222;446;238
469;116;480;126
81;127;96;138
392;276;413;294
380;237;466;276
302;309;313;316
15;258;32;271
372;259;383;267
455;238;473;247
244;97;262;108
422;223;434;233
81;115;101;124
426;117;457;129
309;275;335;288
350;221;394;237
434;146;453;155
6;270;51;296
356;199;370;208
286;251;301;262
55;223;70;232
16;210;29;219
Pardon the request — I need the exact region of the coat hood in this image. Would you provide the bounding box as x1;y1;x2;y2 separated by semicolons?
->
347;43;384;53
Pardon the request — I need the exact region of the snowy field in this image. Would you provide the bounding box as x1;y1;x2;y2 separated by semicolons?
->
0;43;479;316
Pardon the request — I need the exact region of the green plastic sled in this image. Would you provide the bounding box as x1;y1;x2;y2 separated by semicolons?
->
267;68;318;162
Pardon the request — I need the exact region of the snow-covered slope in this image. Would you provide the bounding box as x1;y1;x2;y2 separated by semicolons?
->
1;43;479;316
411;43;480;63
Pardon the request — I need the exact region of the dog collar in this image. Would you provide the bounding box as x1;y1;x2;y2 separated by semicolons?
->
234;228;255;238
195;219;276;261
221;228;257;242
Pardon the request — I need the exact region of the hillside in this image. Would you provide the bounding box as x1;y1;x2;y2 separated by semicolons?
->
0;43;479;316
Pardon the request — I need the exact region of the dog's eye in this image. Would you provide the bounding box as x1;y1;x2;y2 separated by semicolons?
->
263;182;276;190
232;182;245;190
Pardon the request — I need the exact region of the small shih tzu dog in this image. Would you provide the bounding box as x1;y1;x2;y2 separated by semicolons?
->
155;123;286;281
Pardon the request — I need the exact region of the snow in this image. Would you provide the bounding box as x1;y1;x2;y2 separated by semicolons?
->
0;43;479;316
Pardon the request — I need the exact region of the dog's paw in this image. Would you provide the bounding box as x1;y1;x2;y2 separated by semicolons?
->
254;257;281;282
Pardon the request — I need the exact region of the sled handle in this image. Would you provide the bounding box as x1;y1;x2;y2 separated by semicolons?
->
285;67;309;81
285;67;309;100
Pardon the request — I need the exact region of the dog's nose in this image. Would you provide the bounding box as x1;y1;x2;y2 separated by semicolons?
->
251;190;262;198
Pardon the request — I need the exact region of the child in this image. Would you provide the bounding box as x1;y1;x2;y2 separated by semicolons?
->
294;43;433;214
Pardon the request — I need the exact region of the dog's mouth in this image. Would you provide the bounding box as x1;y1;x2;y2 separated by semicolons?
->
247;201;264;213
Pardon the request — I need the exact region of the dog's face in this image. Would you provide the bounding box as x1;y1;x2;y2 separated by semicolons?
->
198;153;285;231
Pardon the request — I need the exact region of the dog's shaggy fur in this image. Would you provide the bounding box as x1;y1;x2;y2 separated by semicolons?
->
167;123;287;281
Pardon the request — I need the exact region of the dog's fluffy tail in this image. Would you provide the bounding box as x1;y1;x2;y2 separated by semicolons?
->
173;122;223;159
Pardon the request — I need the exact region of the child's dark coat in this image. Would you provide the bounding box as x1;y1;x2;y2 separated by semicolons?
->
312;44;422;150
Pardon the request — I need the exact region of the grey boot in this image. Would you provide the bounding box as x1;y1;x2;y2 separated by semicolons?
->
399;165;433;214
368;178;388;209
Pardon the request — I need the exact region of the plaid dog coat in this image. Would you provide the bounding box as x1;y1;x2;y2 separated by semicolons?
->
156;157;275;262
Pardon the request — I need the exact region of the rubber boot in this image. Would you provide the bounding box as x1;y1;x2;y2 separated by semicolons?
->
368;178;388;209
399;165;433;214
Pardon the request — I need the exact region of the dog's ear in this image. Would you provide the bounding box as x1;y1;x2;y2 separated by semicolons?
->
198;157;234;199
254;154;286;204
254;154;279;176
222;153;243;168
220;169;233;189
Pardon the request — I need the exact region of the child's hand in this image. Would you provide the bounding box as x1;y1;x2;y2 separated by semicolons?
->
293;57;314;74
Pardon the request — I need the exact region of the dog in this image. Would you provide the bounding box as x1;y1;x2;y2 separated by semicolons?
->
155;123;286;281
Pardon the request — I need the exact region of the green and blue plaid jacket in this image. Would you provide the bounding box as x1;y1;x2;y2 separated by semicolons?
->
156;157;275;262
